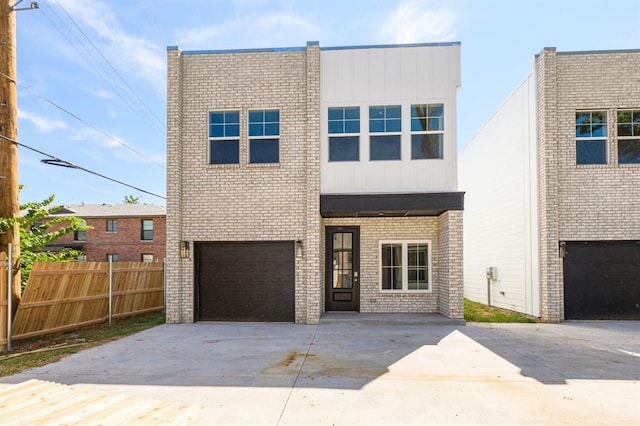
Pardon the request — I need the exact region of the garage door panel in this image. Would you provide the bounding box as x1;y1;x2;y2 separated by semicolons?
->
564;241;640;320
196;241;295;322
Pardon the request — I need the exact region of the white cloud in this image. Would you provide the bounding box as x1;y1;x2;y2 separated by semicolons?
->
178;10;319;49
381;0;456;43
56;0;165;92
19;109;67;132
90;88;115;100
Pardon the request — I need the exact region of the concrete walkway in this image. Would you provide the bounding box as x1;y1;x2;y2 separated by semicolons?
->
1;317;639;424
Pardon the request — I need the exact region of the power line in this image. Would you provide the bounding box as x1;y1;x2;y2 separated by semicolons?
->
37;2;165;138
51;0;165;129
0;70;165;169
0;134;166;200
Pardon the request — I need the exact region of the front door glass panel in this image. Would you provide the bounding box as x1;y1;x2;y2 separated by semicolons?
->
332;232;353;289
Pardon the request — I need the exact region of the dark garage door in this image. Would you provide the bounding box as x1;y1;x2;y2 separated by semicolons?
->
563;241;640;319
196;241;295;322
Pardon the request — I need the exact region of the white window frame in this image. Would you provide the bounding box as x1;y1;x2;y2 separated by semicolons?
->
576;110;608;165
617;109;640;165
411;103;444;160
208;110;240;165
379;240;432;293
248;108;280;164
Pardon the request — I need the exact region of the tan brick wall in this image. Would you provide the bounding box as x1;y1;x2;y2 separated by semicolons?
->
536;48;640;321
166;46;321;324
322;215;463;317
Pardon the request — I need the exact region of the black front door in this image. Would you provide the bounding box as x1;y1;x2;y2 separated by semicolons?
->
325;227;360;311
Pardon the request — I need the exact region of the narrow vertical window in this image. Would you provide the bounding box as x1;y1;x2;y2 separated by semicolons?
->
249;109;280;164
328;106;360;161
75;221;87;241
209;110;240;165
141;219;154;241
411;104;444;159
576;111;607;165
369;105;401;161
106;219;118;232
617;110;640;164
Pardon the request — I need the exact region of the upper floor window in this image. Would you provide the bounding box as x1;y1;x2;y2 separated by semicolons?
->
106;219;118;233
209;110;240;165
617;110;640;164
411;104;444;159
249;109;279;164
576;111;607;165
141;219;154;241
380;241;431;292
369;105;401;161
75;221;87;241
328;106;360;162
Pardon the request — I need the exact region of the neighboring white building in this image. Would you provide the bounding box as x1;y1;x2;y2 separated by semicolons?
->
166;41;464;324
460;47;640;321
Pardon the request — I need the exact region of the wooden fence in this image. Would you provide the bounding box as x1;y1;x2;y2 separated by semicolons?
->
0;252;7;349
8;261;164;342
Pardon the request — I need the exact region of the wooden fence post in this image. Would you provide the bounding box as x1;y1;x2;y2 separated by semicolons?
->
0;251;8;351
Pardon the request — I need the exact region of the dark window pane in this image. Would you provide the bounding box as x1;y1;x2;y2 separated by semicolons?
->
328;107;344;120
344;120;360;133
618;124;633;137
392;268;402;289
249;110;263;123
382;269;391;289
591;111;606;124
382;245;391;267
591;124;606;137
226;111;239;123
428;104;444;117
411;118;425;132
370;119;385;133
412;104;427;118
227;124;240;137
428;117;443;131
264;109;279;122
210;112;224;124
370;135;401;160
386;105;401;118
635;124;640;136
387;118;401;132
576;140;606;165
249;123;263;136
329;136;359;161
210;124;224;138
619;139;640;164
250;138;279;163
210;140;239;164
265;123;279;136
412;134;443;159
370;106;385;119
344;107;360;119
576;125;591;138
576;112;591;125
329;121;344;134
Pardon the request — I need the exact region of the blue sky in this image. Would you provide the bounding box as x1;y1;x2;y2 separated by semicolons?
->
12;0;640;206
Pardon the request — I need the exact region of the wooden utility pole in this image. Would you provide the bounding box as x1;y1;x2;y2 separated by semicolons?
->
0;0;21;320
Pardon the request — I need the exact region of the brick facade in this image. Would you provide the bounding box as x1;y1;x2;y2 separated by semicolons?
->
166;42;464;324
51;205;166;263
536;48;640;321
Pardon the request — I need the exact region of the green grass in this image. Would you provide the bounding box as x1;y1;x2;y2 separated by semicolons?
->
0;312;165;377
464;298;537;323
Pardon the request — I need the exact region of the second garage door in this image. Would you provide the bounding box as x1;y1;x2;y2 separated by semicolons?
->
196;241;295;322
563;241;640;320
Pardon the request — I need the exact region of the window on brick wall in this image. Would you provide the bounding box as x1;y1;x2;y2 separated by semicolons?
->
576;111;607;165
106;253;119;262
106;219;118;232
380;241;431;291
77;254;87;262
249;109;279;164
617;109;640;164
370;105;401;161
142;253;154;262
328;106;360;161
141;219;154;241
74;221;87;241
411;104;444;159
209;110;240;165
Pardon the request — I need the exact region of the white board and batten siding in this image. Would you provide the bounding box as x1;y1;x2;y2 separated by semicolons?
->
320;43;461;194
459;73;540;317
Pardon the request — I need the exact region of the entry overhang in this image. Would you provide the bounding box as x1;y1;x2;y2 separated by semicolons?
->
320;192;464;218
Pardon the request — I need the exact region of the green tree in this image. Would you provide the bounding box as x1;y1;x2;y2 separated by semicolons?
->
123;195;140;204
0;193;91;288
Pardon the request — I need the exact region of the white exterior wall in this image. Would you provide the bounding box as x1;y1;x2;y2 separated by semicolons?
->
459;73;540;317
320;44;461;194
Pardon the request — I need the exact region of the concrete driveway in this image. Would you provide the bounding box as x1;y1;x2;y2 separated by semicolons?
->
1;314;639;424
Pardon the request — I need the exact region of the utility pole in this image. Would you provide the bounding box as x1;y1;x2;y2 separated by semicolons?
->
0;0;21;319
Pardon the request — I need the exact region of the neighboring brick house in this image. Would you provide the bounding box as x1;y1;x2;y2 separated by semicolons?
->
166;41;464;324
460;48;640;321
50;204;166;262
